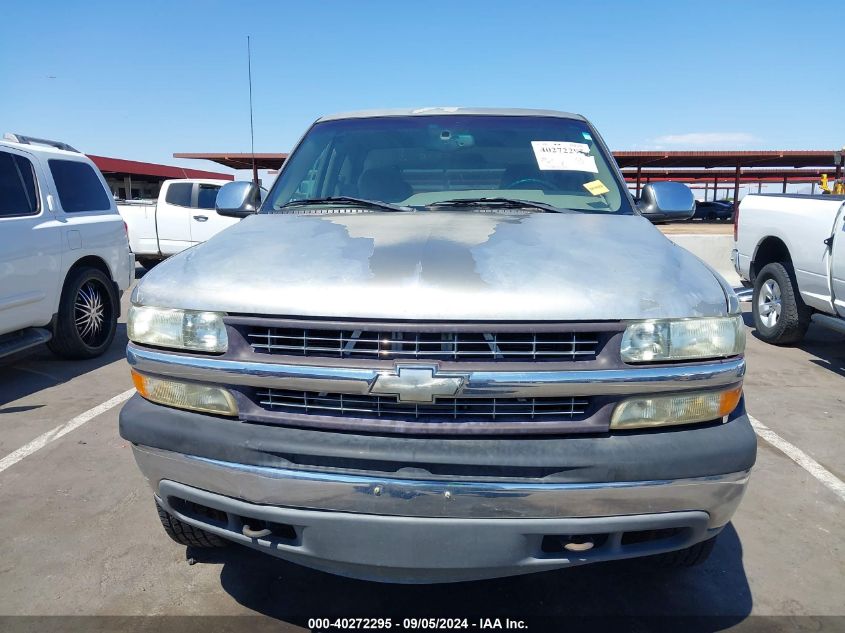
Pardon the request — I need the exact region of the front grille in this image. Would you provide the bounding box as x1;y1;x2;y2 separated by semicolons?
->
247;327;600;362
255;389;590;422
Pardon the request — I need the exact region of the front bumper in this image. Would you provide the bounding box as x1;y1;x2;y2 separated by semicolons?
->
154;475;721;584
122;396;756;583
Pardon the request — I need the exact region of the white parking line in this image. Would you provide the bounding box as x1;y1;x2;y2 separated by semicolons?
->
0;388;135;475
750;415;845;503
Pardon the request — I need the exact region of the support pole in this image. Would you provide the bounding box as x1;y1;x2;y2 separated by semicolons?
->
733;164;741;211
782;175;788;194
635;165;642;197
704;182;709;201
714;177;719;202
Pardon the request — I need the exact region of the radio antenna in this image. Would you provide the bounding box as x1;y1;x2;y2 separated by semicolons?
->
247;35;258;185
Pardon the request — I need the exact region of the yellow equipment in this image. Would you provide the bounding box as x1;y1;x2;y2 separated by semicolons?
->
820;173;845;195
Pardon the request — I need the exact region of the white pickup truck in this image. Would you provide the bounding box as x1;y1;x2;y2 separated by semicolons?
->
733;193;845;344
118;179;237;269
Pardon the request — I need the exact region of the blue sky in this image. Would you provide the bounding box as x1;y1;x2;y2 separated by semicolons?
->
2;0;843;178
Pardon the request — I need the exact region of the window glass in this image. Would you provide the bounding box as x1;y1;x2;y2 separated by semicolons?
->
165;182;193;207
196;184;221;209
267;116;631;214
48;159;111;213
0;151;39;217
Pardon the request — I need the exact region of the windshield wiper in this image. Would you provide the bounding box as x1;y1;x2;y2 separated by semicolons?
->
276;196;410;213
425;197;573;214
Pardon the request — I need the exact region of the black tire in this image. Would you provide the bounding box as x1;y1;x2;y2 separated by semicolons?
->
156;501;229;548
653;536;717;568
47;267;118;359
136;257;160;270
752;262;811;345
706;212;716;221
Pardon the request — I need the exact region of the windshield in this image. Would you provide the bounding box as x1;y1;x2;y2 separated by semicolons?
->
266;115;632;214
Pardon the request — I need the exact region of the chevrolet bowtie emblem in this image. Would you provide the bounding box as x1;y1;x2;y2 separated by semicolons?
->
370;365;467;403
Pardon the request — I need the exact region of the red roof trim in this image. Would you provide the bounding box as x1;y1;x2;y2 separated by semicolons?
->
87;155;234;181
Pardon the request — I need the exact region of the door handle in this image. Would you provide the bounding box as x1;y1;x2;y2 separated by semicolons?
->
193;215;208;222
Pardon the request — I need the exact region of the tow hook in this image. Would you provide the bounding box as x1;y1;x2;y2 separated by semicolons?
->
562;536;595;552
242;522;273;539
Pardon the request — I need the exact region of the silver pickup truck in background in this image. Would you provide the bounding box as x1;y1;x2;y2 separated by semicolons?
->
733;193;845;344
119;108;754;583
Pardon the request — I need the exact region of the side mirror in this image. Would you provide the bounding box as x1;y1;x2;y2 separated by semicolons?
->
216;181;264;218
637;182;695;223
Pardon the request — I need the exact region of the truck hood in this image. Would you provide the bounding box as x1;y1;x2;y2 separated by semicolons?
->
134;211;729;320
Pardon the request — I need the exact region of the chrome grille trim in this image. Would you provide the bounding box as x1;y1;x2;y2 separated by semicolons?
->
247;327;600;361
126;345;746;399
255;389;591;422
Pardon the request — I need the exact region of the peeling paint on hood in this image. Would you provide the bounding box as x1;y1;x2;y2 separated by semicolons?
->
133;211;728;321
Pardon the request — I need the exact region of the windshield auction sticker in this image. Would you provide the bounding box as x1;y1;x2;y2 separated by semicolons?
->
531;141;598;173
583;179;610;195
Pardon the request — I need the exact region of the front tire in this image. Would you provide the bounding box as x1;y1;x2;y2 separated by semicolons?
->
752;262;811;345
156;500;229;548
652;536;717;568
47;267;118;359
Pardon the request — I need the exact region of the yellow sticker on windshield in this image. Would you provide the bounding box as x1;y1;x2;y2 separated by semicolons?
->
583;179;610;196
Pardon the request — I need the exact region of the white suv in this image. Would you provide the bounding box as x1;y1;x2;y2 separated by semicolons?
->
0;134;133;359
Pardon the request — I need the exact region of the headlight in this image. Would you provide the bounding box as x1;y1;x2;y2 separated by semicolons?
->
128;305;228;353
620;316;744;363
611;386;742;430
131;370;238;416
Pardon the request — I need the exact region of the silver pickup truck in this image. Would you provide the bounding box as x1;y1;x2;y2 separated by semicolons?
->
119;108;755;583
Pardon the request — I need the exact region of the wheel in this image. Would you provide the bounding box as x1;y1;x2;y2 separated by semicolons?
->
47;267;118;359
752;262;811;345
136;257;160;270
706;212;717;221
652;536;717;568
156;500;229;548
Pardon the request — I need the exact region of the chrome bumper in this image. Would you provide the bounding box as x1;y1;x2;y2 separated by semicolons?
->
134;444;750;528
127;345;745;398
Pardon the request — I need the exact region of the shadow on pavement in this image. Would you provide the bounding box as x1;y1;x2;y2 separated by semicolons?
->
742;308;845;378
0;323;128;407
801;328;845;378
186;523;750;626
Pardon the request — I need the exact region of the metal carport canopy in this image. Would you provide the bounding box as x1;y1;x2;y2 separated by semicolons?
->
172;153;288;171
615;150;842;198
620;168;835;183
613;150;839;169
174;149;841;173
89;155;233;180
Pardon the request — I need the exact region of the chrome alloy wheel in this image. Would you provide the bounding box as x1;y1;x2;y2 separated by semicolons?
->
758;279;782;328
74;280;109;346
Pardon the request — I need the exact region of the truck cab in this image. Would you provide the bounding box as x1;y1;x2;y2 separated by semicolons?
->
118;178;236;269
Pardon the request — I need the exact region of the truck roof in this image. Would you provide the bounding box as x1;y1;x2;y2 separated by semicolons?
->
0;138;84;159
316;107;586;123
